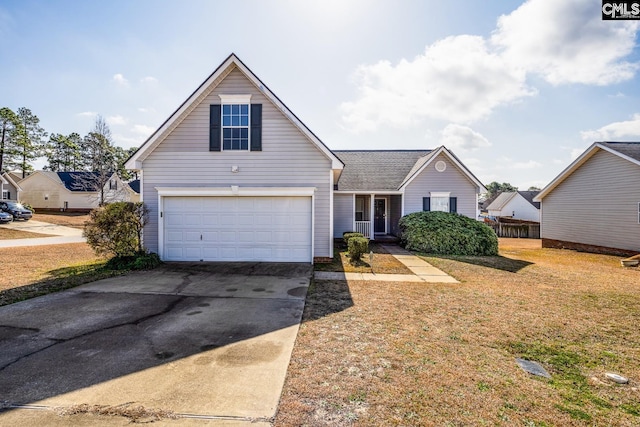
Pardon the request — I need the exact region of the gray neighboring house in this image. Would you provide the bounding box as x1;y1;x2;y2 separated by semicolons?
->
125;54;485;263
1;172;23;200
534;141;640;255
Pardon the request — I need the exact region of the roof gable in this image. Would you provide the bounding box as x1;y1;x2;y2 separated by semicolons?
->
486;192;516;211
517;190;541;209
128;179;140;194
535;141;640;201
125;53;343;171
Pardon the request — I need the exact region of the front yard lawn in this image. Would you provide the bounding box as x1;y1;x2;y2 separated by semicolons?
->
278;239;640;426
315;241;413;275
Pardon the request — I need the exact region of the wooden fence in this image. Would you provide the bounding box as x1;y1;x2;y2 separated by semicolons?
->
487;219;540;239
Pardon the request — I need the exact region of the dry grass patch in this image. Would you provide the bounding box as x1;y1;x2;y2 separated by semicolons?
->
315;242;412;274
0;227;54;240
0;243;117;306
57;403;178;423
34;212;89;228
277;239;640;426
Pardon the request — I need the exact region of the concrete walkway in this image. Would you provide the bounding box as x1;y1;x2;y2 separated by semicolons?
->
0;220;85;248
314;245;458;283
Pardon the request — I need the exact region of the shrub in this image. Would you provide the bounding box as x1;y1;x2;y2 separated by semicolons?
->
348;236;369;263
105;252;161;271
398;211;498;256
84;202;148;257
343;232;364;247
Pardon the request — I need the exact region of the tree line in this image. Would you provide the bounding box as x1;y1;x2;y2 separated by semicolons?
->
0;107;136;180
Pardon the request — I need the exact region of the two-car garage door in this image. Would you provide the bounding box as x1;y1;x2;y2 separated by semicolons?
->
162;196;312;262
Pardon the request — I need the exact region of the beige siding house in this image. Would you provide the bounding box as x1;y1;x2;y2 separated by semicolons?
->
19;171;137;211
535;142;640;255
126;54;485;263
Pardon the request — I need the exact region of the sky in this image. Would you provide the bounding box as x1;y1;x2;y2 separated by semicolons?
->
1;0;639;190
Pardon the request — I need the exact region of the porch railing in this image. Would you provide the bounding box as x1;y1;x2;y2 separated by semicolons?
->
355;221;371;238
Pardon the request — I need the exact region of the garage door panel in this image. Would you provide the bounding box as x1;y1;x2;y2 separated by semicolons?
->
163;196;311;262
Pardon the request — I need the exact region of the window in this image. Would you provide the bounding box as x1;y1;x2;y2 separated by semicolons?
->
109;179;117;190
430;192;450;212
1;190;7;200
222;104;249;150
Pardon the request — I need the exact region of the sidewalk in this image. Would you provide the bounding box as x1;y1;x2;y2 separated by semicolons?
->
314;245;458;284
0;220;86;248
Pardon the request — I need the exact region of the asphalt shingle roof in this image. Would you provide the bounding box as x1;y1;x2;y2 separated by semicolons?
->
518;190;541;209
57;172;104;192
128;179;140;194
599;141;640;162
334;150;433;191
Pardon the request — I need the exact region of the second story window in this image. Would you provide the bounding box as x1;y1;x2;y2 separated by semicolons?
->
222;104;249;150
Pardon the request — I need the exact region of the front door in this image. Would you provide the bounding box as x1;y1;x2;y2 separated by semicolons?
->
374;198;386;234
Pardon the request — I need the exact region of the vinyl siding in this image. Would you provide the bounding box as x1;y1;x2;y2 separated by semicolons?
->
333;193;354;237
403;154;478;218
490;195;540;222
389;194;402;235
541;149;640;252
142;67;333;257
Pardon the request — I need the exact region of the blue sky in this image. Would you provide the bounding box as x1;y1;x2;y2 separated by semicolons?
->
1;0;639;189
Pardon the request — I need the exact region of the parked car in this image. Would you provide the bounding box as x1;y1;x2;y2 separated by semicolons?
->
0;200;33;221
0;211;12;224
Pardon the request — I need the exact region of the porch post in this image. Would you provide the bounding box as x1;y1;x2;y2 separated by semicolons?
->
352;193;356;233
370;193;375;240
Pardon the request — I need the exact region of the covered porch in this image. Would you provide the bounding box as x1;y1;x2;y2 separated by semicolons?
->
352;194;402;239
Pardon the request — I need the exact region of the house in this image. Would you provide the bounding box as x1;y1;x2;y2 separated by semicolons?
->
486;191;540;222
125;54;485;263
19;171;137;211
333;148;484;238
534;141;640;255
1;172;23;200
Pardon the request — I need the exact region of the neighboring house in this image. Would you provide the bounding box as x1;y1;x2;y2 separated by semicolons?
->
19;171;136;211
486;191;540;222
127;179;141;203
125;54;485;263
333;148;484;238
1;172;23;200
534;141;640;255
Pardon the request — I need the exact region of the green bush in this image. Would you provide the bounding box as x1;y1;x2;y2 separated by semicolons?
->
84;202;149;257
398;211;498;256
105;252;162;271
343;232;364;247
348;236;369;263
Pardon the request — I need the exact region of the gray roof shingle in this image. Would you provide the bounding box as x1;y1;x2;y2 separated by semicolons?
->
599;141;640;162
517;191;541;209
334;150;432;191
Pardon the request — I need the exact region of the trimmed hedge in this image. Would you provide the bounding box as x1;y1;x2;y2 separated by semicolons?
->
343;232;364;247
348;236;369;263
399;211;498;256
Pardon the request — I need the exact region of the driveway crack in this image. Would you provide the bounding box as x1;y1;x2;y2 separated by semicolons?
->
0;296;186;372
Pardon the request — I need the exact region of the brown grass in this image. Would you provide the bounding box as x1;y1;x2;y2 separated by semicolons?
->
276;239;640;426
0;228;54;239
315;242;413;274
33;212;90;228
57;403;178;423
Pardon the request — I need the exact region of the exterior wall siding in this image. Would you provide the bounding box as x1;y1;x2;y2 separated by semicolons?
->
142;67;333;257
333;193;354;237
490;196;540;222
541;150;640;252
403;153;478;219
389;194;402;235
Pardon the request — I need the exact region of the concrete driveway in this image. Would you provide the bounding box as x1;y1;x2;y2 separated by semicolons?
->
0;262;311;425
0;219;85;247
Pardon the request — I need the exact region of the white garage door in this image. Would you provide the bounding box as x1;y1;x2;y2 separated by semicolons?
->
163;196;312;262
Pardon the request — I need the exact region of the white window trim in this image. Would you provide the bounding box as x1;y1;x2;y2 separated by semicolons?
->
219;94;252;152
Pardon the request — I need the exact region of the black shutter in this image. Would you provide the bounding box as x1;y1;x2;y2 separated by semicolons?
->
423;197;431;211
449;197;457;213
209;104;221;151
6;192;9;200
250;104;262;151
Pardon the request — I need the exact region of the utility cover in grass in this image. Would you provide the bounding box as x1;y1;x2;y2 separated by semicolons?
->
516;358;551;378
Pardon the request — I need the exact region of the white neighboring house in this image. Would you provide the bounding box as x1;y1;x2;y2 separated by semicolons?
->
487;191;541;222
19;171;138;211
1;172;23;201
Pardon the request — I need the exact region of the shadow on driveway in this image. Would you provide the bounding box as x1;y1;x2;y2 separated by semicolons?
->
0;262;353;420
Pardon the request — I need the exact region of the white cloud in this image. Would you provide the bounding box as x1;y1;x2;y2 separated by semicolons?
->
112;133;145;149
340;35;534;132
511;160;542;170
107;115;127;126
113;73;129;86
571;148;586;160
439;124;491;152
492;0;639;85
140;76;158;84
580;113;640;140
138;107;156;113
76;111;97;117
131;124;155;135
